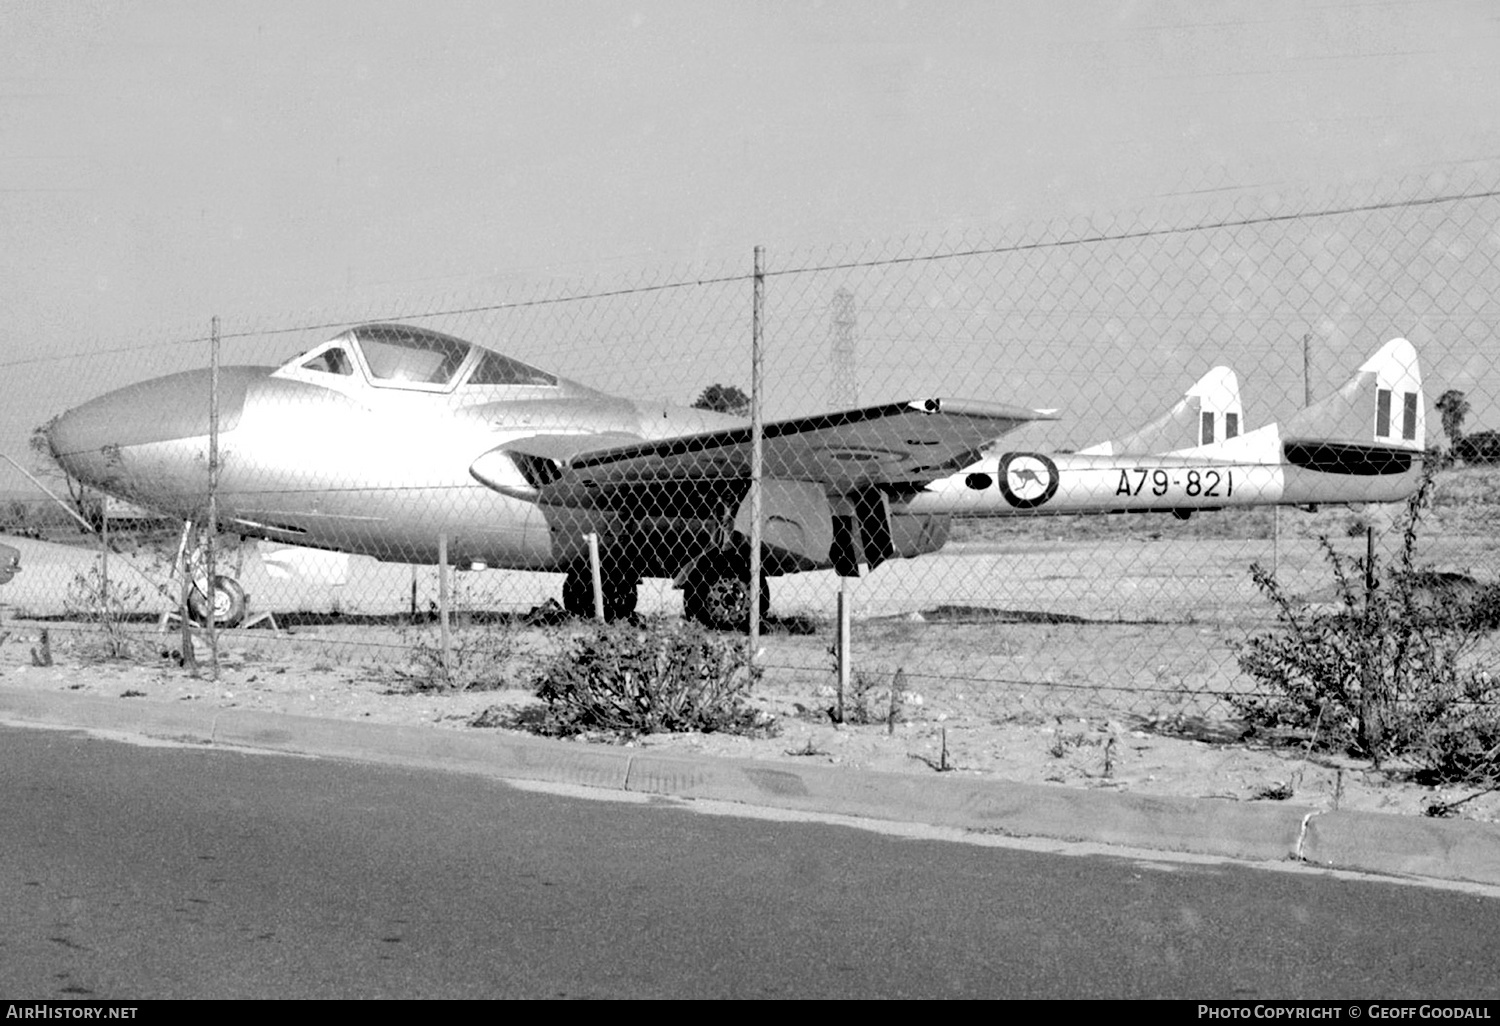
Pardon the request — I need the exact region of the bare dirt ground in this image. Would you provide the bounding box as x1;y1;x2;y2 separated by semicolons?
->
2;614;1497;827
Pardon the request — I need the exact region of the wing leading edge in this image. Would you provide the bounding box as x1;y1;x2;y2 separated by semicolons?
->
470;398;1058;505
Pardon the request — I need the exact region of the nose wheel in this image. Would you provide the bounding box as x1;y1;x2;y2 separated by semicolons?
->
172;520;249;628
188;575;248;628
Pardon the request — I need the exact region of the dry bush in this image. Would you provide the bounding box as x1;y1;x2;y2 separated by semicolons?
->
526;617;775;741
1236;473;1500;785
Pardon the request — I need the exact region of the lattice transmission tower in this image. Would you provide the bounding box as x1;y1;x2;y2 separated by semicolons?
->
828;288;859;409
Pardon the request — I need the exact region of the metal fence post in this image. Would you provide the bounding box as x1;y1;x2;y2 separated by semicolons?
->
207;315;220;680
748;245;764;662
177;520;196;672
587;531;604;621
438;532;451;680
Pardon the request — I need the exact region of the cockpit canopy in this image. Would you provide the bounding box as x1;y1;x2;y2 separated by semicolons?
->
282;323;558;392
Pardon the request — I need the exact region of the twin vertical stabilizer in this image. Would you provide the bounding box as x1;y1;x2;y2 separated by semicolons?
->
1077;365;1243;456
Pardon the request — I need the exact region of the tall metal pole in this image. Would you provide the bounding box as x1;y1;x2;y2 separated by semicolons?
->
748;246;764;660
207;316;220;680
1275;331;1315;578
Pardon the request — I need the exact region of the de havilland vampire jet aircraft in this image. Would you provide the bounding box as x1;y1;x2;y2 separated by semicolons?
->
44;323;1426;629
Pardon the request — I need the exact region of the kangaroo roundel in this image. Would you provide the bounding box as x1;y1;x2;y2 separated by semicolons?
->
998;452;1059;509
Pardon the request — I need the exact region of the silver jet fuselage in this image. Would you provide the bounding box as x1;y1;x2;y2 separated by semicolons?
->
46;330;742;574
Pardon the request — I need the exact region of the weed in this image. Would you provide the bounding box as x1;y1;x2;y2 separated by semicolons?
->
910;726;955;772
824;650;909;729
63;565;145;661
1048;731;1095;758
1251;781;1295;801
525;617;775;741
1236;471;1500;785
844;666;908;728
390;619;528;692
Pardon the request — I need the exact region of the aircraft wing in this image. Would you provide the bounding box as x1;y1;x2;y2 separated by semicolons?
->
471;398;1057;505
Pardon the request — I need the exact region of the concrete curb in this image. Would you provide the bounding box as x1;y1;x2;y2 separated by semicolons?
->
3;686;1498;886
1300;810;1500;886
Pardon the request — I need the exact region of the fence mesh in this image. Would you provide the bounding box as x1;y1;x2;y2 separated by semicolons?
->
4;168;1499;724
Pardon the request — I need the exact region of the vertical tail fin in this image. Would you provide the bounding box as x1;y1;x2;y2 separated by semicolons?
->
1281;338;1425;451
1077;365;1243;456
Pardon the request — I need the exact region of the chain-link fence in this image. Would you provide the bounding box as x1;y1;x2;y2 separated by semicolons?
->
3;168;1499;723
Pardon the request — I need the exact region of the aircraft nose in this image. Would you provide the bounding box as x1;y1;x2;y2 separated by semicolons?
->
47;368;252;474
45;400;114;466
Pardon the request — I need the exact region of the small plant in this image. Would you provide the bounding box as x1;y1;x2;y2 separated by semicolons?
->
1236;472;1500;785
843;666;908;729
63;565;145;661
391;619;526;692
1048;731;1095;758
825;641;908;728
910;726;955;772
526;617;775;740
1251;781;1295;801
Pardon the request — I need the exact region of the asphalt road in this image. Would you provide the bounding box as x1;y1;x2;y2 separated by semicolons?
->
2;723;1498;1000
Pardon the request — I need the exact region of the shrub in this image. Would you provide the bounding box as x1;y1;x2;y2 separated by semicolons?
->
527;617;775;740
1236;472;1500;784
1456;430;1500;466
63;565;145;661
390;619;527;692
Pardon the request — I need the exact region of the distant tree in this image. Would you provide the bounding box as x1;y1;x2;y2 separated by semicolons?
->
692;383;750;417
28;420;54;465
1436;389;1470;447
1456;430;1500;466
29;418;95;530
2;500;27;531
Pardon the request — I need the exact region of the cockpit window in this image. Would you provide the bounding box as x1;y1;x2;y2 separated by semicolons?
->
356;325;471;386
302;347;353;375
469;348;557;387
278;323;564;393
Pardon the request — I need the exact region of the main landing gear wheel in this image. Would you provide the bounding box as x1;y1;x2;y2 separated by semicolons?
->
684;555;769;632
561;567;639;621
188;575;248;628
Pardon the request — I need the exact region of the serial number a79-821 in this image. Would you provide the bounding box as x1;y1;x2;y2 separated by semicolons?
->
1115;468;1234;499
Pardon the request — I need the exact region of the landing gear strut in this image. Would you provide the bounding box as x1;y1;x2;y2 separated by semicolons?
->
175;520;248;628
561;566;640;621
683;552;769;632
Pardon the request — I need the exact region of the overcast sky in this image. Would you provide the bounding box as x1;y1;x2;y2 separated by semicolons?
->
2;0;1499;461
7;2;1498;335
